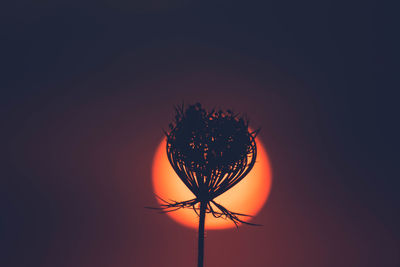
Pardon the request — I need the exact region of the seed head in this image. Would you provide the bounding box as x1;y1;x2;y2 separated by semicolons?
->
155;103;260;226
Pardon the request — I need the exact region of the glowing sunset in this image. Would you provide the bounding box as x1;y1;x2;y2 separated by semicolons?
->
152;136;272;229
3;2;395;267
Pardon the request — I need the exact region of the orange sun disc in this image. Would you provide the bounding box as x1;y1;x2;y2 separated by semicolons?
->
152;137;272;230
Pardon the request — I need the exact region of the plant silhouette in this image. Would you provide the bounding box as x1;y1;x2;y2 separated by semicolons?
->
151;103;259;267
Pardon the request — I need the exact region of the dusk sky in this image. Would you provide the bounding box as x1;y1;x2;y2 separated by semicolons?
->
1;1;398;267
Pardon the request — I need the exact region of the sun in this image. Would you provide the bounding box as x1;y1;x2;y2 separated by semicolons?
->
152;137;272;230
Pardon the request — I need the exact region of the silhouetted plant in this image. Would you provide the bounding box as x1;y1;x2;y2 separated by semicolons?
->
152;103;259;267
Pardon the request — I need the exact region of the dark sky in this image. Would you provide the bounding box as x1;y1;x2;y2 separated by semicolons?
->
1;1;398;267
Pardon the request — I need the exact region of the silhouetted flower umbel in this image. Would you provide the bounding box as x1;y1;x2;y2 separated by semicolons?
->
157;103;260;225
150;103;260;267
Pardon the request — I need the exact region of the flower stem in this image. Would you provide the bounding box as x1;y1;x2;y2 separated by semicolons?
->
197;201;206;267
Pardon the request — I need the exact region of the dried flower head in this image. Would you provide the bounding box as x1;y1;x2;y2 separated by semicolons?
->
158;103;260;226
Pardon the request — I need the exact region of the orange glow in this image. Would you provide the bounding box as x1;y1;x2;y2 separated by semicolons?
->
152;137;272;229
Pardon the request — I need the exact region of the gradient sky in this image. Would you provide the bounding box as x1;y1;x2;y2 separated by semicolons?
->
1;1;398;267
